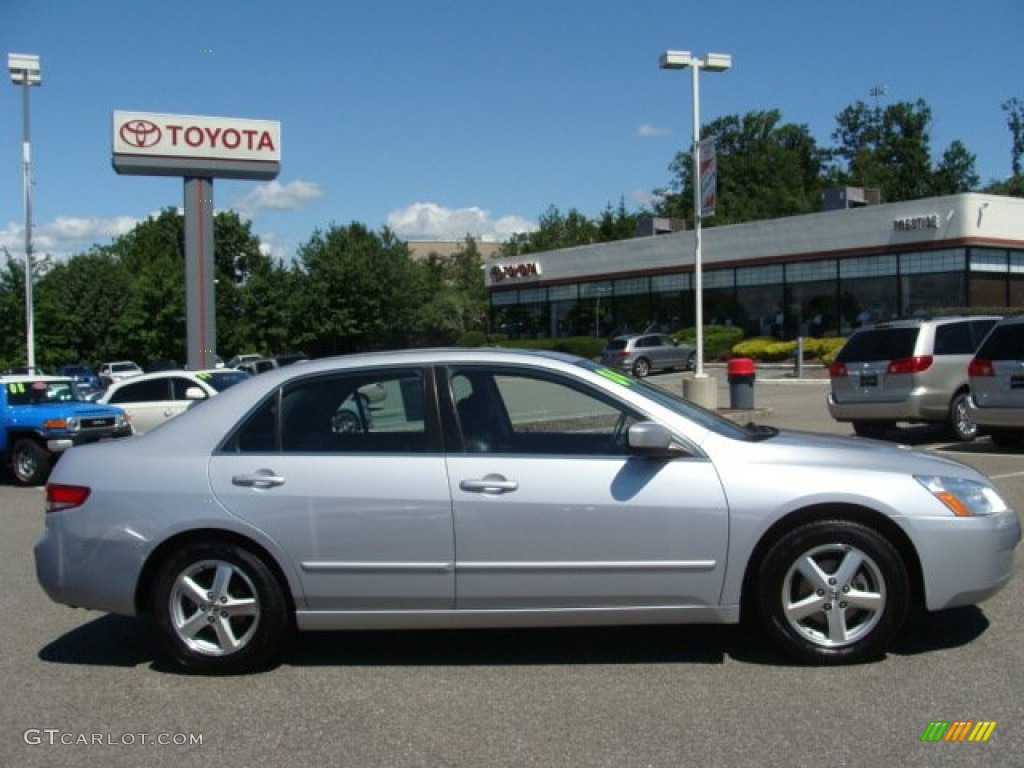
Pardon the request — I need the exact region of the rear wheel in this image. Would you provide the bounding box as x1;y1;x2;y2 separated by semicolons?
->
152;541;290;674
686;351;696;371
11;438;51;486
632;358;651;378
755;520;909;664
948;391;977;441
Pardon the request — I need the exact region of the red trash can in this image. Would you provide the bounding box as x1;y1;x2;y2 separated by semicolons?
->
727;357;756;409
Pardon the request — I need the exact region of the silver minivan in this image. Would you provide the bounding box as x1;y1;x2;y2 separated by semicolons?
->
827;316;1000;440
967;314;1024;448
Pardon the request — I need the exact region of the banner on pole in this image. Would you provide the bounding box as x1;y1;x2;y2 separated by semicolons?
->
699;136;717;218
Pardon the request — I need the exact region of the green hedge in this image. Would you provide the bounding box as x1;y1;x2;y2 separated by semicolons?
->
730;335;847;363
502;336;607;359
674;325;745;360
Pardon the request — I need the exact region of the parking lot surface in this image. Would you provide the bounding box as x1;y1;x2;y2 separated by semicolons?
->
2;373;1022;767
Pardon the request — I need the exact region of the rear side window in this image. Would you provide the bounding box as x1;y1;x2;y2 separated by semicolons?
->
605;340;627;351
975;323;1024;361
933;322;973;355
836;328;918;362
108;378;170;403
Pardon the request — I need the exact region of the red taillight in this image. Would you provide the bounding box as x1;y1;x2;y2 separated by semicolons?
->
968;358;994;377
45;483;91;513
828;361;847;377
887;355;933;374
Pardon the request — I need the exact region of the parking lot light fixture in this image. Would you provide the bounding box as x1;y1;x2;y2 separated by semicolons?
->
8;52;41;371
659;50;731;380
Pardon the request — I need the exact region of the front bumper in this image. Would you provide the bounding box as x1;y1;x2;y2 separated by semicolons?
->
900;507;1021;611
46;425;133;454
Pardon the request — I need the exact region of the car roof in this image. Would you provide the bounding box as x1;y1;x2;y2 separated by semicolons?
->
0;375;73;384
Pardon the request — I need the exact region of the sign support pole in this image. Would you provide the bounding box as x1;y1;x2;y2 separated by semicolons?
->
184;176;216;370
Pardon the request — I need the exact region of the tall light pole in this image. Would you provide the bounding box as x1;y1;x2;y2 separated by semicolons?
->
9;53;41;371
659;50;731;389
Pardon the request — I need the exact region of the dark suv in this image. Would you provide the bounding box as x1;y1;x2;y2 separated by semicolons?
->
827;315;1000;440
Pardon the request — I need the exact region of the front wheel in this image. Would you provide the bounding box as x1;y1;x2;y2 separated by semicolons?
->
151;541;290;674
11;438;52;486
755;520;909;665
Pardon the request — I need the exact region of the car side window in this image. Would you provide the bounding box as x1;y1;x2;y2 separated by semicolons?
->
933;322;973;355
450;367;640;455
223;368;428;454
108;378;169;403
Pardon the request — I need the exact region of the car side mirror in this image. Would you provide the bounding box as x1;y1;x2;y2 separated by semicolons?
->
627;422;688;457
184;386;208;401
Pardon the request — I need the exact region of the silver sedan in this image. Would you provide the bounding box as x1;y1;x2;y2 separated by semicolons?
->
35;348;1020;674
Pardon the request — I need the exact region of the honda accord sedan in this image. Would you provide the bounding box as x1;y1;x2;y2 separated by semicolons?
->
35;349;1019;674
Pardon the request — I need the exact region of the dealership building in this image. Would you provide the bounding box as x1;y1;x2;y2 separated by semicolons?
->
484;192;1024;340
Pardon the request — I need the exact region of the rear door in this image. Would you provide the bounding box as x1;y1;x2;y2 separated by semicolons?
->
973;322;1024;408
209;366;455;612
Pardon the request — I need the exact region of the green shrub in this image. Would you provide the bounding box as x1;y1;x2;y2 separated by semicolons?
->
455;331;488;348
802;337;846;364
674;325;744;360
503;336;607;359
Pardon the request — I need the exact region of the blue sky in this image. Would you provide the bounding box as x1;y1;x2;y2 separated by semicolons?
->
2;0;1022;262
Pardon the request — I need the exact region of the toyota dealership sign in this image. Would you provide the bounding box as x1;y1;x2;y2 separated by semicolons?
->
112;110;281;179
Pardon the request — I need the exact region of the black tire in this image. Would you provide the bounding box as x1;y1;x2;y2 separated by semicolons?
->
11;438;52;486
755;520;909;665
686;351;696;371
632;358;651;378
151;541;290;674
852;421;890;439
947;391;977;442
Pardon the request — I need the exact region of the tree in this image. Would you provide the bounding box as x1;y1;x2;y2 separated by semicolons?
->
33;250;132;367
292;223;430;354
657;110;825;226
829;99;977;201
415;236;489;343
1004;98;1024;177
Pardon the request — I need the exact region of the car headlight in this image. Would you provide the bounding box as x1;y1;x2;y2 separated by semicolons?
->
65;416;80;433
915;475;1008;517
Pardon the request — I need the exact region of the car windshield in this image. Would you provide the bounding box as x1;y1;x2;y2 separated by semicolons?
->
575;360;764;441
6;379;84;405
198;370;251;392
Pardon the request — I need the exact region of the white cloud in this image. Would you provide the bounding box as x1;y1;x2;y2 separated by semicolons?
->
637;123;672;138
233;179;324;217
386;202;535;242
0;215;139;261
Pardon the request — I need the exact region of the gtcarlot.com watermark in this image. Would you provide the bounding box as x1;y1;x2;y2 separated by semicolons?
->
24;729;203;747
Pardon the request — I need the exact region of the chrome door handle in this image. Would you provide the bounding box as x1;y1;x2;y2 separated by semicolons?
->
459;474;518;494
232;469;286;489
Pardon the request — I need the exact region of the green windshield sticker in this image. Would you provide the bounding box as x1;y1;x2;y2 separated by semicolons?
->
595;368;634;387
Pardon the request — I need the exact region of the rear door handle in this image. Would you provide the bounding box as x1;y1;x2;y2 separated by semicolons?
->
459;474;518;495
232;469;286;489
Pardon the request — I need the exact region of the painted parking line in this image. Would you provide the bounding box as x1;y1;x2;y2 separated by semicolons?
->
990;470;1024;480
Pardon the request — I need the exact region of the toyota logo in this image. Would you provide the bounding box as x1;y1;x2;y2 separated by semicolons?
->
119;119;162;148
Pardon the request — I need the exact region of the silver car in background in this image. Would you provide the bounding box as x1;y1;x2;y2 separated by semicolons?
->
35;349;1019;674
967;314;1024;448
827;315;1000;440
601;333;696;378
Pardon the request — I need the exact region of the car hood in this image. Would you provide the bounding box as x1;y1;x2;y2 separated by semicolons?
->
707;427;985;481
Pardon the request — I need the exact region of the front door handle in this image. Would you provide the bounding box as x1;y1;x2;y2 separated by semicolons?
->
232;469;286;489
459;474;518;495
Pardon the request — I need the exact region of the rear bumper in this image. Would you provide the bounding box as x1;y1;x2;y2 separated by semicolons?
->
966;399;1024;429
827;390;950;423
